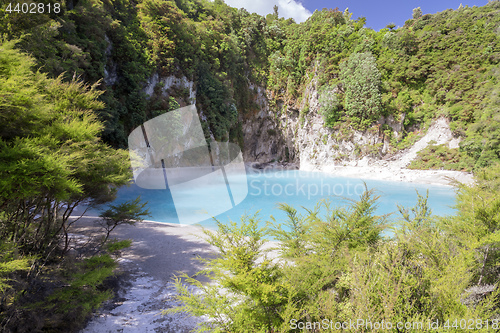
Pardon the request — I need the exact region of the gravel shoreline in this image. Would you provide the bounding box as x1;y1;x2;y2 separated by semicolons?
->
81;257;205;333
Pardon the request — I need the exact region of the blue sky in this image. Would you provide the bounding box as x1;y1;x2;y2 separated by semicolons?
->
223;0;490;30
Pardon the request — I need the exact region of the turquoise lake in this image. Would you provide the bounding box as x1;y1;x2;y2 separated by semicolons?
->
93;169;457;230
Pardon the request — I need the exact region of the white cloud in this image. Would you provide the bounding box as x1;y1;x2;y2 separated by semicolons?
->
223;0;312;23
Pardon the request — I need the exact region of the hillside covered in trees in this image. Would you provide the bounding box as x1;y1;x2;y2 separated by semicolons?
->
1;0;500;331
2;0;500;169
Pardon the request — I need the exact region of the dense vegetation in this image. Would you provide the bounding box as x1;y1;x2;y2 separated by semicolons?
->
1;0;500;331
268;3;500;170
173;172;500;332
1;0;276;146
0;42;149;331
2;1;500;169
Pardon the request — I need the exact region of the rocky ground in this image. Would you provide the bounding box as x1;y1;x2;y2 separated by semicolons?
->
74;218;214;333
81;257;204;333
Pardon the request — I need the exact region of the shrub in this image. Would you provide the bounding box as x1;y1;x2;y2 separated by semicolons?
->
408;143;475;171
339;52;382;125
169;214;289;332
43;255;117;324
169;181;500;332
318;84;341;127
99;196;151;245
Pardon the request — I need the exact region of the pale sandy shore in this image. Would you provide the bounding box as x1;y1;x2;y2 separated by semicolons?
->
72;216;215;283
74;217;215;332
251;161;475;187
312;165;474;186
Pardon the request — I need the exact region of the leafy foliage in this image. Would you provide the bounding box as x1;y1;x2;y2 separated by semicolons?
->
413;7;423;19
99;196;151;245
173;178;500;332
409;141;475;171
0;41;141;331
3;0;500;167
340;52;382;126
45;255;117;318
170;214;288;332
0;242;32;294
318;84;341;127
0;41;131;256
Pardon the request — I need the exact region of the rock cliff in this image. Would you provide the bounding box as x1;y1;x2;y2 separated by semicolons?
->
238;79;467;183
140;72;467;183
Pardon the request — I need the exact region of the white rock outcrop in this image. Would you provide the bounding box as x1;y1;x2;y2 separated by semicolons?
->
144;73;196;104
239;80;472;185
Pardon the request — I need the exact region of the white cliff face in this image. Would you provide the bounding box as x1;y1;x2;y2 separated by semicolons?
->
144;73;196;104
144;72;160;97
240;78;389;168
138;71;466;183
296;113;382;171
239;80;465;178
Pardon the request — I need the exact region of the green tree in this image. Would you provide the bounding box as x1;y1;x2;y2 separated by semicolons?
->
0;41;150;331
413;7;423;19
318;84;341;127
99;197;151;245
340;52;382;124
0;41;132;257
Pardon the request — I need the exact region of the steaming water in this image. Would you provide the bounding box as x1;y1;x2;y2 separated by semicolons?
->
91;170;457;231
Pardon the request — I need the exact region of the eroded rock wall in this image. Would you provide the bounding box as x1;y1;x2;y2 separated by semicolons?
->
239;78;461;172
239;84;296;164
139;71;461;172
